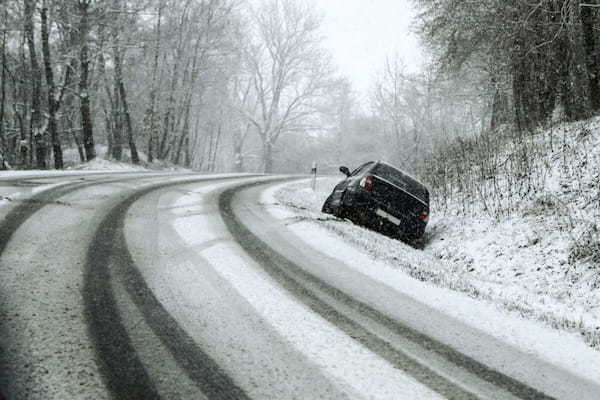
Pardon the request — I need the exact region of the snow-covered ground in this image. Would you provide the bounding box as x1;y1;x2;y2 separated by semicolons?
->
8;145;191;172
0;160;148;179
0;157;151;211
267;163;600;352
68;158;150;171
0;151;194;210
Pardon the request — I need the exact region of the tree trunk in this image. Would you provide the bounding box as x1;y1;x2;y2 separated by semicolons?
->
78;0;95;162
263;140;273;173
111;12;139;165
580;0;600;110
25;0;47;169
111;86;123;160
0;21;6;161
17;31;29;168
210;123;222;172
490;82;510;131
145;0;163;163
97;51;114;159
147;135;153;163
41;1;63;169
71;130;85;162
563;0;593;120
233;140;244;172
173;129;186;165
158;1;193;159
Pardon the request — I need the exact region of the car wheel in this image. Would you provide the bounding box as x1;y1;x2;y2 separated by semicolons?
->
322;195;335;215
410;234;425;250
335;191;353;220
333;202;346;218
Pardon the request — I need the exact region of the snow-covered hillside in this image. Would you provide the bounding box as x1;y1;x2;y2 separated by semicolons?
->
269;118;600;350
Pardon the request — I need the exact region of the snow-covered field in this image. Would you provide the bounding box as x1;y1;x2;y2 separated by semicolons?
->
268;167;600;351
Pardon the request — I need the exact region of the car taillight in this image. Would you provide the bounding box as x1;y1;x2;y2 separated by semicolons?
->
360;175;375;191
416;211;429;223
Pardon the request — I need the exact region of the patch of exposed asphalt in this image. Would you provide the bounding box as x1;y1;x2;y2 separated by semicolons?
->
84;176;259;400
218;181;556;400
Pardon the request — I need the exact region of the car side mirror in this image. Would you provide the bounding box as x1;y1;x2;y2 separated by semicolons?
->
339;166;351;176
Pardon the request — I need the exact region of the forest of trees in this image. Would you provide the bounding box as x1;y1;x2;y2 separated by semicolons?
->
414;0;600;131
2;0;600;175
0;0;340;172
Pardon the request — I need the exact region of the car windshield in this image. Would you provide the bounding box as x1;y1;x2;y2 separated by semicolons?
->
373;164;429;203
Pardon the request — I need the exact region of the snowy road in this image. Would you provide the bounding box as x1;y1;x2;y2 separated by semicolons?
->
0;173;597;399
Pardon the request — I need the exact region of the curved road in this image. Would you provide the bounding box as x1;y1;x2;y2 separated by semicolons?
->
0;172;597;399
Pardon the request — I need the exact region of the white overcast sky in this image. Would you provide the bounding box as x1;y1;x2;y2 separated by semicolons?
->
318;0;424;97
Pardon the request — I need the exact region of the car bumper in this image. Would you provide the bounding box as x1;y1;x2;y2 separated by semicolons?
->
345;189;426;238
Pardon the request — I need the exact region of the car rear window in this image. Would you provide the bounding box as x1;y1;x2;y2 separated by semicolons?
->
373;164;429;203
350;162;374;176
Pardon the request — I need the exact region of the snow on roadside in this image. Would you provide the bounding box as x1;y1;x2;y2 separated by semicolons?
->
69;157;192;172
0;158;175;210
265;176;600;355
0;158;150;179
0;158;148;209
68;158;149;171
0;181;73;210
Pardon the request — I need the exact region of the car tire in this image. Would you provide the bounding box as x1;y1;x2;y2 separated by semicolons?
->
335;191;353;220
333;202;345;218
413;237;425;250
322;195;335;215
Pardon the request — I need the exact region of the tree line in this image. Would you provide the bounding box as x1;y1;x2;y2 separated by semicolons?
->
6;0;592;177
413;0;600;132
0;0;339;172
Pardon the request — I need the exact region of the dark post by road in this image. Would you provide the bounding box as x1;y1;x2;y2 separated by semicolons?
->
311;162;317;191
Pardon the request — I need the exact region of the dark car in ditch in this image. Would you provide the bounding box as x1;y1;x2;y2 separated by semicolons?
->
322;161;430;246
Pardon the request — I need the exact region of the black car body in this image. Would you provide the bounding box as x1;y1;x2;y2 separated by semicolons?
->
322;161;430;243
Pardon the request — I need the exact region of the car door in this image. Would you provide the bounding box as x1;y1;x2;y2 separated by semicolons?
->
330;162;373;206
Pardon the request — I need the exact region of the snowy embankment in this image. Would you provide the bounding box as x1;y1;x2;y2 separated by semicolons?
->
266;118;600;353
263;179;600;384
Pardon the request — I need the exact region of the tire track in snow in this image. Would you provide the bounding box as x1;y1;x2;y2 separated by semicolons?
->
0;173;177;399
0;181;86;255
0;174;163;259
219;181;555;400
84;176;261;400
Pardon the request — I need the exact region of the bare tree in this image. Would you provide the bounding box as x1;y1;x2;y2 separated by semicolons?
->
24;0;47;168
237;0;334;172
173;0;231;166
111;0;139;164
143;0;164;163
0;10;7;164
373;57;409;161
40;0;63;168
157;0;194;160
77;0;95;161
414;0;600;131
228;73;257;172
